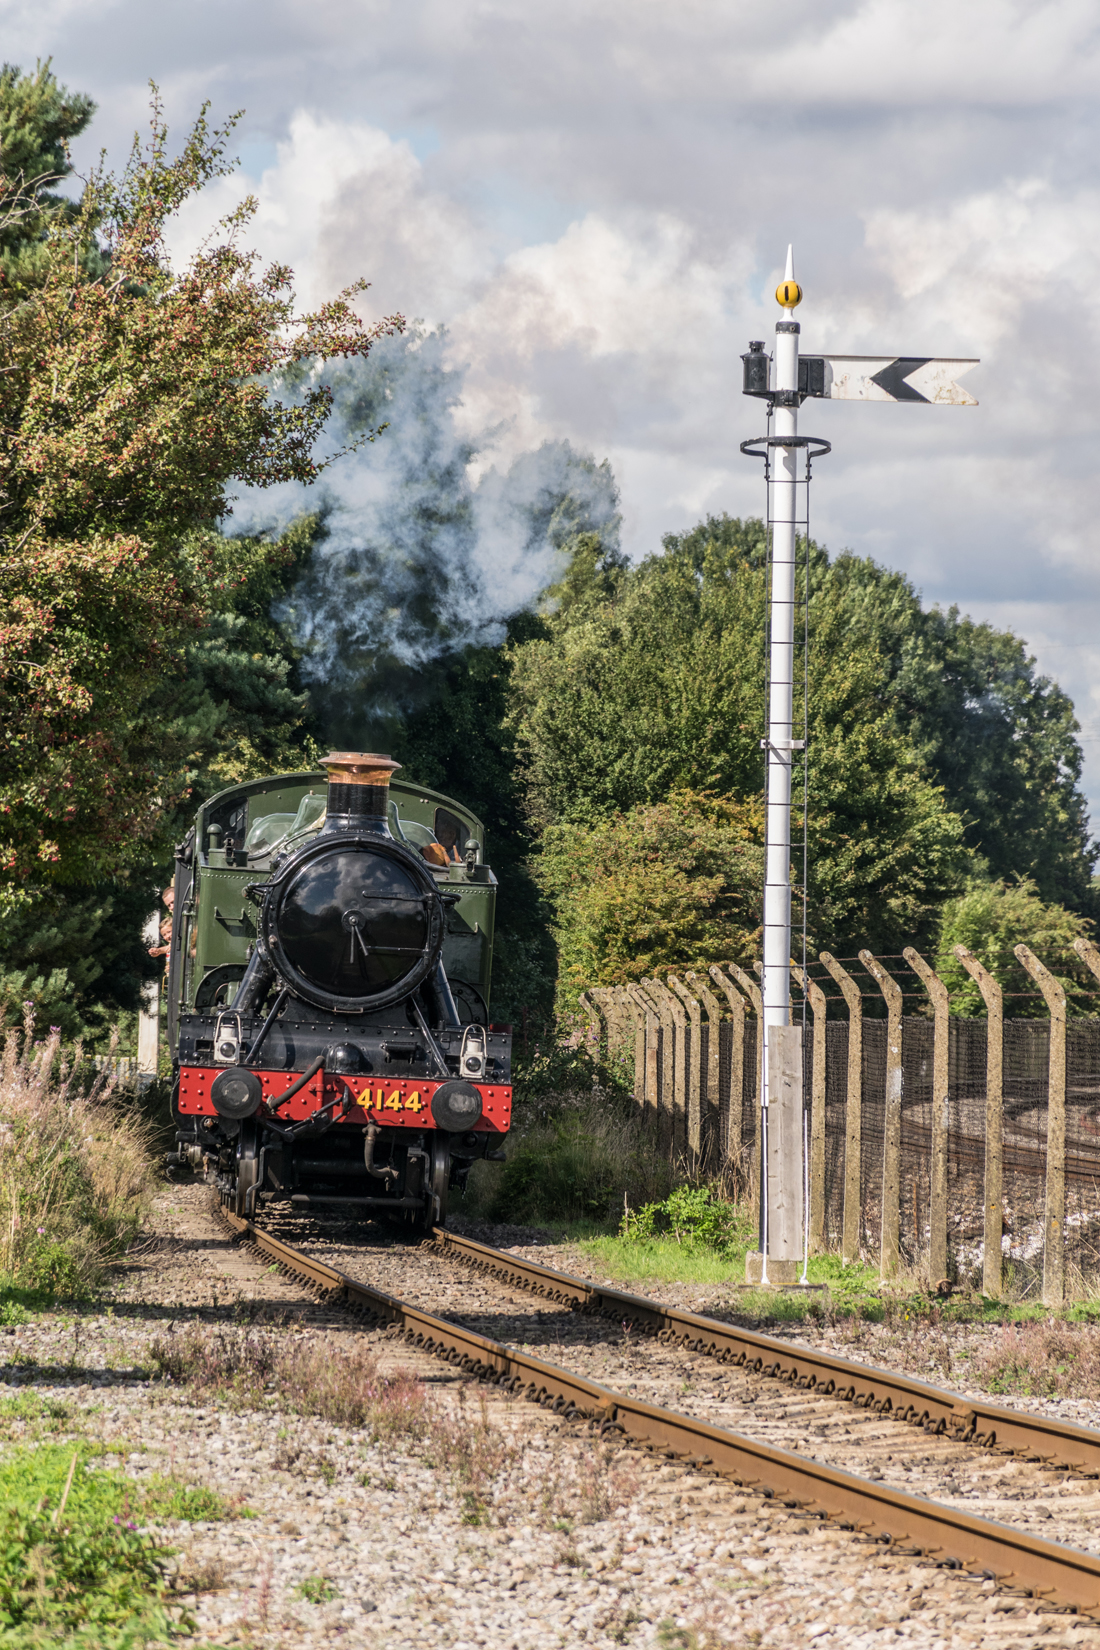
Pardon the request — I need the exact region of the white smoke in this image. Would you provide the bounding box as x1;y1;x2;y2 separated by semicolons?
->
232;327;619;733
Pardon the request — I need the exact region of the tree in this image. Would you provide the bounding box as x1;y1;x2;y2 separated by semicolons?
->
137;513;323;818
0;876;156;1042
536;791;765;1008
934;878;1094;1018
507;521;969;955
0;60;103;301
0;92;400;884
664;516;1095;910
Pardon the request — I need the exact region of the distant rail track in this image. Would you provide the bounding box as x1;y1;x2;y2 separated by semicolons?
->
219;1204;1100;1617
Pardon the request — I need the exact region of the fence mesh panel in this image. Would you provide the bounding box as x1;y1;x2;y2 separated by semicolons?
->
598;983;1100;1289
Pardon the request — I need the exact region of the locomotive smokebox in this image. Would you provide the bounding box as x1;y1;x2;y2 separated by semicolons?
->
320;752;401;834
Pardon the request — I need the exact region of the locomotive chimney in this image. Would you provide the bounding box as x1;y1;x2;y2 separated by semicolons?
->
319;752;401;834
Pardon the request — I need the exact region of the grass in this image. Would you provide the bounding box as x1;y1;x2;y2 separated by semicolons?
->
294;1576;338;1605
0;1444;203;1647
459;1089;1100;1330
972;1320;1100;1399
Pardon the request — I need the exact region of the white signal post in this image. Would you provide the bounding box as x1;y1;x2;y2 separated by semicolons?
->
759;249;802;1288
743;252;978;1285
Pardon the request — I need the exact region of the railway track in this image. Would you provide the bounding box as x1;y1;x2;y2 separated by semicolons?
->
221;1204;1100;1618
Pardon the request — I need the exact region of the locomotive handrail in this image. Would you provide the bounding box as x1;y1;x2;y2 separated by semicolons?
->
243;987;289;1065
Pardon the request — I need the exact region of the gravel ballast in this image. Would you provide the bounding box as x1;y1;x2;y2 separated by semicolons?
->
4;1182;1100;1647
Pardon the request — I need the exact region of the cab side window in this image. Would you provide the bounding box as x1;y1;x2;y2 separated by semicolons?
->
434;808;468;863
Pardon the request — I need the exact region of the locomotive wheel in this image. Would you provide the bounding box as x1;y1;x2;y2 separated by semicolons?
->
235;1119;260;1218
428;1132;450;1228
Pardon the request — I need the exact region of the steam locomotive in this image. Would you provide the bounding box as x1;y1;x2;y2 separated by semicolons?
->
166;754;512;1226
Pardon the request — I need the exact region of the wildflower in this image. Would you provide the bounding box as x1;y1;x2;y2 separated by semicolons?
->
36;1227;45;1236
49;1026;60;1035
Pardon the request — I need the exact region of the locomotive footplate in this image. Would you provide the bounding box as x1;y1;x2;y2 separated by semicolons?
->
177;1067;512;1133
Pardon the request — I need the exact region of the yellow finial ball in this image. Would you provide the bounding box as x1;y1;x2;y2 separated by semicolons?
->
776;279;803;309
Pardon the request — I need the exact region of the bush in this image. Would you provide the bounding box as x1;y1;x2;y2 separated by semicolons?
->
935;876;1094;1016
619;1184;751;1254
486;1093;679;1227
0;1016;156;1296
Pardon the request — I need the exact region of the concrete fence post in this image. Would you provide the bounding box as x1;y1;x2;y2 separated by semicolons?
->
603;985;645;1111
628;984;661;1131
860;950;904;1279
952;946;1003;1298
688;971;724;1167
643;978;684;1156
669;975;704;1158
1073;936;1100;991
820;952;863;1265
725;962;765;1198
905;948;952;1289
1015;944;1067;1309
791;962;827;1252
709;965;747;1169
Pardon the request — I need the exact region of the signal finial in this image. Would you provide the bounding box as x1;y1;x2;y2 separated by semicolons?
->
776;244;802;310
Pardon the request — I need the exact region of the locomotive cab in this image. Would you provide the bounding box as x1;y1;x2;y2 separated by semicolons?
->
166;754;511;1225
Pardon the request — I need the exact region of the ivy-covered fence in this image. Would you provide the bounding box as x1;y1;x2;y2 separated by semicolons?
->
579;939;1100;1306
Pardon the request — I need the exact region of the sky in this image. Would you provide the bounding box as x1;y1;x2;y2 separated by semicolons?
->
9;0;1100;814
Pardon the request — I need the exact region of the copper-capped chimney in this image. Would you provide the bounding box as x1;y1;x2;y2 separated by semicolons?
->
319;752;401;834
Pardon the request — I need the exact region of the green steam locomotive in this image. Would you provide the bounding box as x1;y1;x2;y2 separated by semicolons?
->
165;754;511;1225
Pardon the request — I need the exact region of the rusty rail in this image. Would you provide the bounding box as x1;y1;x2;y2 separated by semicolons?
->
429;1225;1100;1477
220;1207;1100;1615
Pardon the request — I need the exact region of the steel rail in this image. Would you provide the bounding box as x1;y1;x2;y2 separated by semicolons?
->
223;1208;1100;1616
429;1226;1100;1476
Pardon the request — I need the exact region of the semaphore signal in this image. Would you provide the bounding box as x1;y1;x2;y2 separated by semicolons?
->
740;248;979;1287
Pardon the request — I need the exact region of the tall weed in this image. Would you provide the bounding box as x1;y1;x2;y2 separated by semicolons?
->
0;1016;156;1296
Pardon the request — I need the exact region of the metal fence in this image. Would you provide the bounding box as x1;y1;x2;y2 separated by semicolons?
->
579;939;1100;1306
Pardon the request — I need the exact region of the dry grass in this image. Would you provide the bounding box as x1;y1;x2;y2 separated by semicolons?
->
971;1320;1100;1399
150;1324;429;1440
0;1014;156;1295
151;1323;640;1532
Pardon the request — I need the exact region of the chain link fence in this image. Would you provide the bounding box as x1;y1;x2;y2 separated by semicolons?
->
580;942;1100;1304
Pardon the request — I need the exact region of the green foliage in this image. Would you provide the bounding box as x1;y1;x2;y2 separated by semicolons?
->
295;1576;338;1605
0;1446;186;1645
142;512;323;827
667;517;1093;911
935;876;1094;1015
508;519;970;955
0;878;157;1042
0;90;399;883
0;61;104;301
620;1185;750;1253
537;791;764;1007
